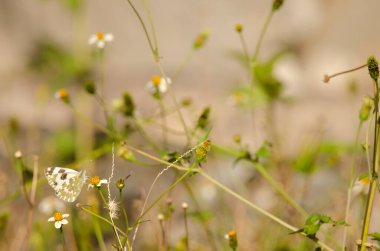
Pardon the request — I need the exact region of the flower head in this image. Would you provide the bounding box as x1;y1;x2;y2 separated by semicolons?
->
225;230;238;250
146;75;172;98
55;88;70;103
48;212;69;229
88;32;114;49
88;176;108;189
235;23;243;33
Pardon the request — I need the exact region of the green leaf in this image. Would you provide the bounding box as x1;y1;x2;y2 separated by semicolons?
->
370;232;380;242
253;51;287;100
256;141;272;159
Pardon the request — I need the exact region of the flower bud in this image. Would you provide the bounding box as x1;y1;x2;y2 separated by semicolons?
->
368;56;379;82
272;0;284;11
235;23;243;33
359;96;374;121
83;80;96;94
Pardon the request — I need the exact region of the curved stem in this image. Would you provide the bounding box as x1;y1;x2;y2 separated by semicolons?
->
252;10;274;62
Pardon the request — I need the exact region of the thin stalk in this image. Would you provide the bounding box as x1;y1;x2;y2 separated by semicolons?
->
79;206;127;237
342;122;362;250
252;162;308;218
123;143;334;250
365;113;375;174
60;227;66;251
360;80;380;251
120;190;132;250
183;206;190;251
158;98;168;148
238;32;251;66
125;0;156;56
92;217;107;251
252;10;274;62
173;49;194;79
140;0;158;50
324;64;367;83
156;61;192;145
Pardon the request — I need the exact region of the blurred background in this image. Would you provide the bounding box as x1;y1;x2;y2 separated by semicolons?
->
1;0;380;250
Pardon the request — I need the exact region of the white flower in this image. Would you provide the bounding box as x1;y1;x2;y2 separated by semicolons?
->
88;32;114;48
352;176;370;196
146;75;172;95
88;176;108;189
48;212;69;229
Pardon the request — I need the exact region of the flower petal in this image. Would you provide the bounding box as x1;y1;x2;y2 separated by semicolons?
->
48;217;55;222
62;214;69;218
104;33;114;42
61;219;68;225
55;221;62;229
88;35;97;45
97;41;105;48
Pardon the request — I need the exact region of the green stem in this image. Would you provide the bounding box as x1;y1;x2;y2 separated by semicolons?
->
252;10;274;62
342;122;362;250
60;227;66;251
123;144;334;250
360;80;380;251
238;32;251;66
120;190;132;250
197;169;333;251
253;162;308;218
93;216;107;251
140;0;158;50
80;206;127;237
125;0;156;56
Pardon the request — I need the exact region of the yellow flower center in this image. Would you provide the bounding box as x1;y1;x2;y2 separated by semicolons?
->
57;88;68;98
228;230;237;238
151;75;161;86
53;212;63;221
96;32;104;40
89;176;100;185
235;23;243;32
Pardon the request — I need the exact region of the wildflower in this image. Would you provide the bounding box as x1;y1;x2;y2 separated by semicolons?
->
88;176;108;189
55;88;70;103
116;178;125;191
88;32;114;49
146;75;172;98
352;176;370;196
225;230;238;250
108;199;120;219
48;212;69;229
235;23;243;33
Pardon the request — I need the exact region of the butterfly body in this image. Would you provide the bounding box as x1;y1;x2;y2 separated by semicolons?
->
45;167;86;202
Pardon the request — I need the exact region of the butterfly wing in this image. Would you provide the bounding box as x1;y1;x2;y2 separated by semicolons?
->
45;167;86;202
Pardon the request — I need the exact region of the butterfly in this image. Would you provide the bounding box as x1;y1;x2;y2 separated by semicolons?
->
45;167;86;202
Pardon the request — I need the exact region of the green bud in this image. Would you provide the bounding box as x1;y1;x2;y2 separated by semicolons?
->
359;96;374;121
196;107;211;129
83;80;96;94
193;31;209;49
368;56;379;81
118;147;136;162
116;178;125;191
233;134;241;144
226;231;238;250
272;0;284;11
122;92;135;117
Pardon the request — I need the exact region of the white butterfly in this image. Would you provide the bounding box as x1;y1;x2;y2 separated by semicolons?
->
45;167;86;202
